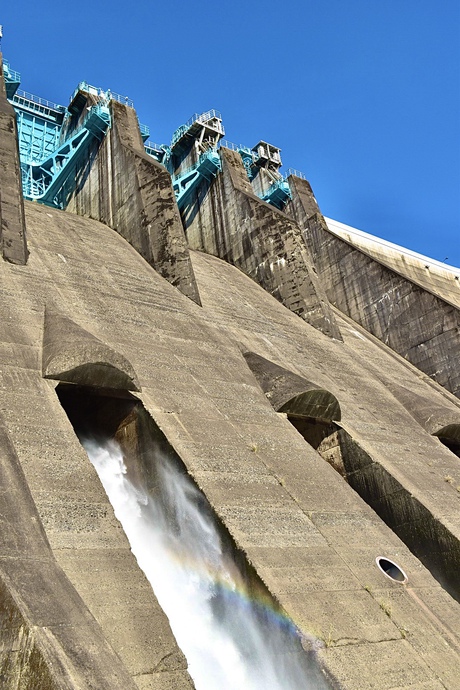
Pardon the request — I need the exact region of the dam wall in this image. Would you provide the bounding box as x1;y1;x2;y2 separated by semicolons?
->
2;57;460;689
285;174;460;397
324;216;460;307
2;201;460;688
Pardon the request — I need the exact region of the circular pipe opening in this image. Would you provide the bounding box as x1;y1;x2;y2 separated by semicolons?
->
376;557;408;583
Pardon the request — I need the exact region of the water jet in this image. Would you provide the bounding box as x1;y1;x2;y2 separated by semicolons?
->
56;383;332;690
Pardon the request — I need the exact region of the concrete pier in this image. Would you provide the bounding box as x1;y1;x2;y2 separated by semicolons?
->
285;174;460;397
67;99;201;305
184;146;342;340
0;55;28;265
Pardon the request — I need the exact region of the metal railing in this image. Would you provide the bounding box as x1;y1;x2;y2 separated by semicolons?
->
171;109;224;148
184;108;222;128
108;91;134;108
12;89;65;114
285;167;306;180
144;140;164;153
70;81;134;108
138;122;150;138
219;139;237;151
219;139;252;154
3;60;20;82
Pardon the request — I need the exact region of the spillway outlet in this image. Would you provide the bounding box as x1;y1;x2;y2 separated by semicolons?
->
376;557;408;583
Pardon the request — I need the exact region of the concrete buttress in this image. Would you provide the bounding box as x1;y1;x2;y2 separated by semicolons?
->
183;146;342;340
66;99;201;305
285;174;460;398
0;54;28;265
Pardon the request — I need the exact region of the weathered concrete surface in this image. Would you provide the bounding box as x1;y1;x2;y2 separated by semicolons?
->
192;248;460;603
0;54;28;265
377;378;460;436
325;216;460;308
285;174;460;398
190;248;460;687
0;205;195;689
66;99;201;305
184;146;342;340
0;415;145;690
2;200;460;687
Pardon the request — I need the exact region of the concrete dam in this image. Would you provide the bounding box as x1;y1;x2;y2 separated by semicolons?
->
1;53;460;689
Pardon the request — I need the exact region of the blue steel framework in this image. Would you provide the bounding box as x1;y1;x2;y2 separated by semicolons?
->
21;104;110;207
5;60;298;212
172;150;222;212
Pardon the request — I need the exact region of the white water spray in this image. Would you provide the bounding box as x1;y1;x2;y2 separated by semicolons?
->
83;438;329;690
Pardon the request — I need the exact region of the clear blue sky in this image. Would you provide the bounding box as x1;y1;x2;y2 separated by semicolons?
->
2;1;459;266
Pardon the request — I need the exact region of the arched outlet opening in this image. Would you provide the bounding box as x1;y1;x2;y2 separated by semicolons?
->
288;416;460;603
434;425;460;459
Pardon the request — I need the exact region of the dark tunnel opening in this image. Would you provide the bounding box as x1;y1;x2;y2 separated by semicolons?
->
287;416;346;477
287;413;460;603
440;438;460;459
435;433;460;460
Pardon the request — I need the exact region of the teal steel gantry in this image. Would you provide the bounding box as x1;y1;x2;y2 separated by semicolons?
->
261;178;292;210
21;103;110;207
5;63;148;209
4;59;298;213
219;140;292;210
144;110;224;211
5;66;112;208
172;150;221;211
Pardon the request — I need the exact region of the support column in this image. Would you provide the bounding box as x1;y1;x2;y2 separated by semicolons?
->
0;54;28;264
67;99;201;305
184;147;342;340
